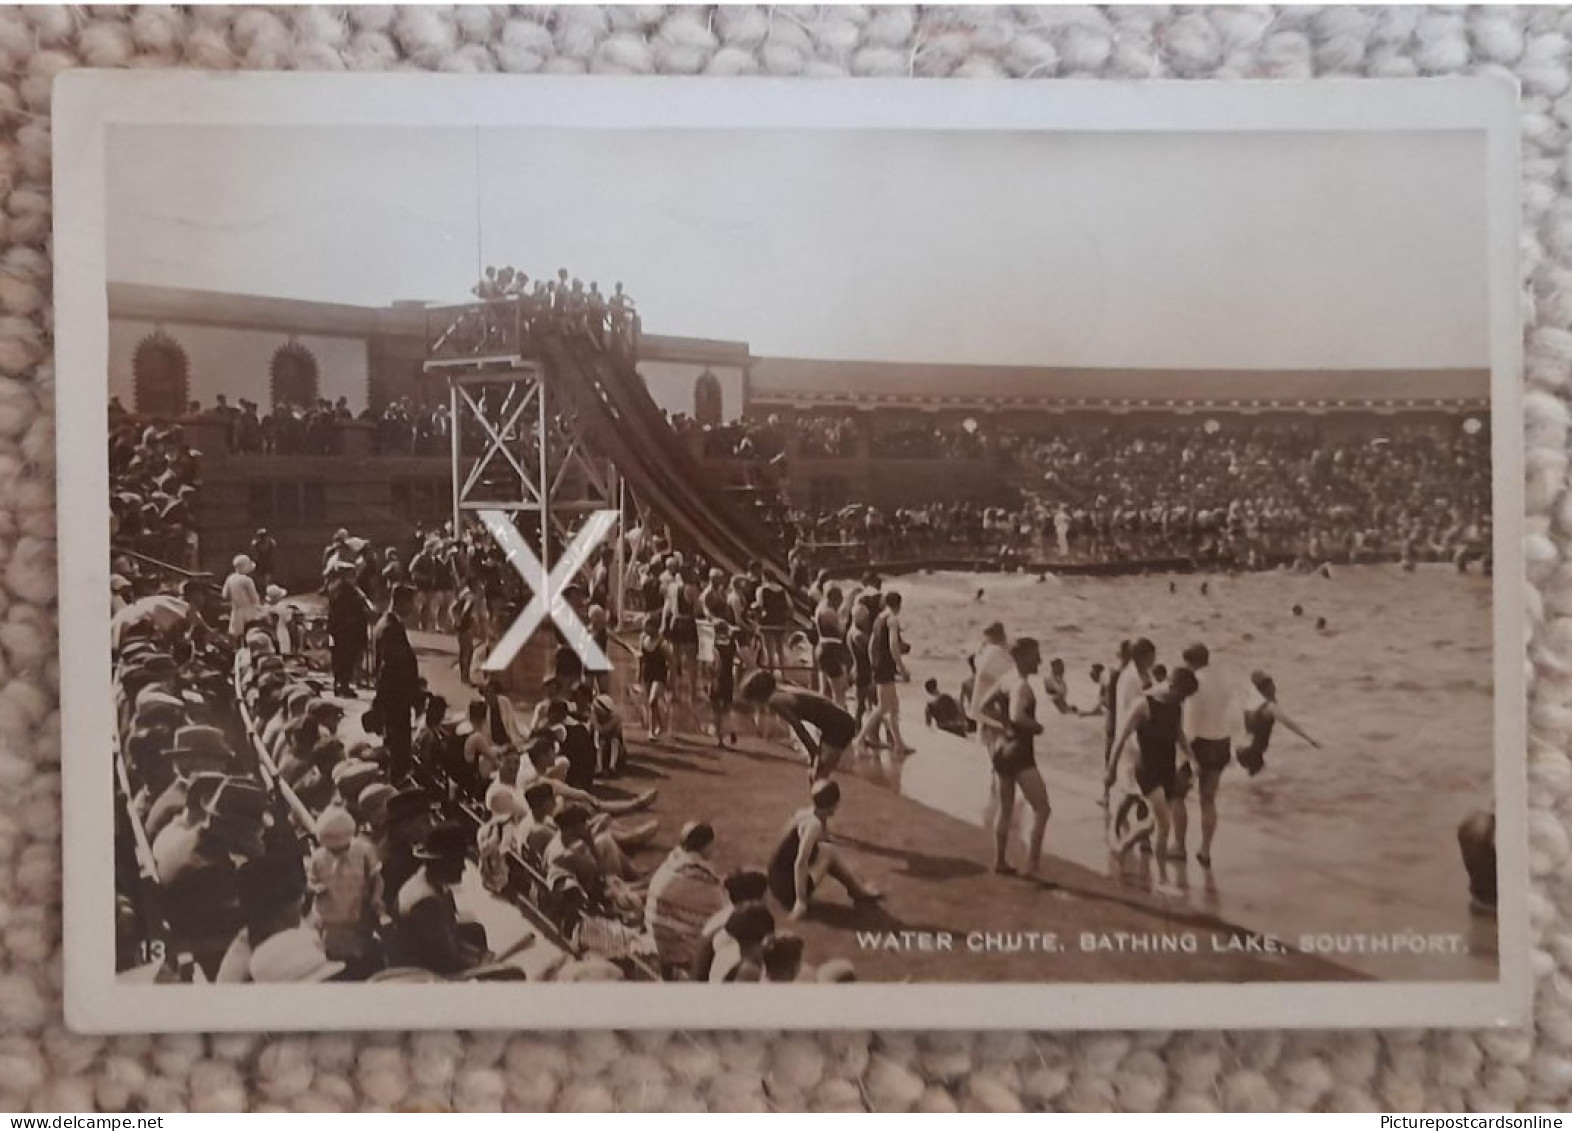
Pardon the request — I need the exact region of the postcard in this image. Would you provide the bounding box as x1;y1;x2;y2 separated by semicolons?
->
53;72;1526;1031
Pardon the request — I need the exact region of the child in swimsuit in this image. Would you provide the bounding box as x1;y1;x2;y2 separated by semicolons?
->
637;614;672;741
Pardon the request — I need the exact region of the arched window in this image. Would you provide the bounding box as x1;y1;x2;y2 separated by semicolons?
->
694;369;723;427
270;342;320;409
131;331;190;418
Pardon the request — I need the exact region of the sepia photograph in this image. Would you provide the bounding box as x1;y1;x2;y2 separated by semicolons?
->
55;74;1525;1031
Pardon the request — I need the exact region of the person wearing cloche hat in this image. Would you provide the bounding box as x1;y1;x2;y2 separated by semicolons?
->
223;552;263;640
308;806;384;976
331;759;382;809
392;822;489;976
356;782;396;831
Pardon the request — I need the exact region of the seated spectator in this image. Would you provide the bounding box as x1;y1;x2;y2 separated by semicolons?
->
477;783;527;894
761;931;807;983
392;822;490;976
516;780;561;860
143;725;234;842
216;852;316;984
543;804;643;919
644;821;727;977
158;776;271;979
687;868;770;982
708;903;776;983
377;788;434;906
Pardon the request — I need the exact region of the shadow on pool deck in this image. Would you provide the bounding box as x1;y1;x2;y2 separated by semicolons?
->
411;631;1357;984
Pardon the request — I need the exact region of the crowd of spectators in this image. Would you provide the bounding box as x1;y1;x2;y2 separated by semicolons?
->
108;404;203;571
782;418;1491;571
868;423;988;460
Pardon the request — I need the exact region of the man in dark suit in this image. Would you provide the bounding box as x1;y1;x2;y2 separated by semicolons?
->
374;584;422;784
326;562;372;698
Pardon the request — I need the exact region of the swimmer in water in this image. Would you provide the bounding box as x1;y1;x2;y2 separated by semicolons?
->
1234;670;1319;776
1042;658;1081;715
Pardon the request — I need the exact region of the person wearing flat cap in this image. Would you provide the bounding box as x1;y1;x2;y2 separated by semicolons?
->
276;702;343;789
326;562;373;699
392;822;489;976
159;776;272;979
294;736;347;813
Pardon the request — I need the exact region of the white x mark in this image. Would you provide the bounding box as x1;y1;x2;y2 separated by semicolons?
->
479;509;619;674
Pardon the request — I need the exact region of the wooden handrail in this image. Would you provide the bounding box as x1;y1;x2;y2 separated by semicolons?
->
231;654;319;840
117;547;215;583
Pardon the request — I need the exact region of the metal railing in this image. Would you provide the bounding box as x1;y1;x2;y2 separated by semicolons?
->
231;650;661;981
424;300;642;366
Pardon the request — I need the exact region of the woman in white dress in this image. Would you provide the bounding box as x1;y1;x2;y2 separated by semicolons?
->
223;554;263;639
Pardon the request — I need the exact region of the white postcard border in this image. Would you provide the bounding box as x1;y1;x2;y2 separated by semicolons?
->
53;72;1529;1033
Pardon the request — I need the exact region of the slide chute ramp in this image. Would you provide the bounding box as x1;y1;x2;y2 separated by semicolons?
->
540;334;803;605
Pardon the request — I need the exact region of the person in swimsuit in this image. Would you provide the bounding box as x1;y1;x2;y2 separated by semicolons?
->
1235;670;1318;774
637;614;672;741
846;602;876;731
857;592;912;755
1100;640;1137;808
1181;642;1234;868
1456;810;1496;915
812;586;852;705
767;780;882;921
661;564;700;709
739;669;859;783
1042;658;1083;715
977;637;1052;876
923;678;971;737
1107;667;1199;862
708;620;739;748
